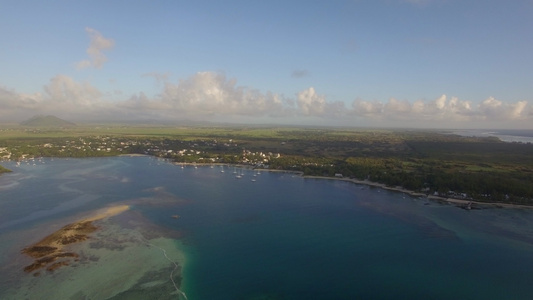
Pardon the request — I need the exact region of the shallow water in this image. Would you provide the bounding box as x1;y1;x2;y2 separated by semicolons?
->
1;157;533;299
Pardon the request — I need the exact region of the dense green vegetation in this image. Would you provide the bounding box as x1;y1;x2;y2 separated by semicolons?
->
1;125;532;205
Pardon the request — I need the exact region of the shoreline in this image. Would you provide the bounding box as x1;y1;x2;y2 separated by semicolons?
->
302;175;533;210
169;161;533;209
168;161;533;209
6;155;530;209
171;161;533;209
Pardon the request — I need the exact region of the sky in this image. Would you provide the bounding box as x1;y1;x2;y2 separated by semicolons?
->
1;0;532;129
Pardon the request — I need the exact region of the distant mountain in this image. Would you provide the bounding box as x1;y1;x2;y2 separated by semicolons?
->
20;115;76;127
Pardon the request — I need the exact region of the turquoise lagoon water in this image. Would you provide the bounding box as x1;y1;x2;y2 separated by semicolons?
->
1;156;533;299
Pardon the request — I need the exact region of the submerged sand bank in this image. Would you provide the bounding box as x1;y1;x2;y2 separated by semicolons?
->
21;205;130;275
8;208;187;300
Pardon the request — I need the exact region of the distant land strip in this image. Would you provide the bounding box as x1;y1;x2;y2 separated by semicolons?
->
1;125;532;205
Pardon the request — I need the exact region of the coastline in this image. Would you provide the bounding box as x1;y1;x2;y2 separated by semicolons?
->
4;155;531;209
302;175;533;210
172;161;532;209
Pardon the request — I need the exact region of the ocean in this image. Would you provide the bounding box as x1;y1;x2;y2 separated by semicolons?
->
1;156;533;299
451;129;533;143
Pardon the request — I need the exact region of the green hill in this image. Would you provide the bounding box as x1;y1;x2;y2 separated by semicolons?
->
20;115;76;127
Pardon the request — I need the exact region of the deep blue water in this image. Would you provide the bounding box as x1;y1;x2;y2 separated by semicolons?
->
1;157;533;299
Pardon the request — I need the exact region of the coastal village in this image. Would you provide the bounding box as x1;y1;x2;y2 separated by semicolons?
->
0;135;282;169
0;136;481;204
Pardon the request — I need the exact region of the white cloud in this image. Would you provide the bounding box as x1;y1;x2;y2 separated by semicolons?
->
296;87;345;117
478;97;528;120
1;72;532;128
44;75;103;107
0;75;111;121
349;94;527;125
352;99;383;116
0;87;40;109
120;71;289;120
297;87;326;116
412;95;475;120
384;98;412;116
0;86;44;120
76;27;115;69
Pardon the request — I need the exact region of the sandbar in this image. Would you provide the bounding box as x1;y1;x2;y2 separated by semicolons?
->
21;205;130;275
85;204;130;222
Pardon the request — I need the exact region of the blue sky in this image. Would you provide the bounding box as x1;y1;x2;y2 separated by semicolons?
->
1;0;532;128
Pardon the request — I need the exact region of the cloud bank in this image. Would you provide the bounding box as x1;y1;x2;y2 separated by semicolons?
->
0;72;531;128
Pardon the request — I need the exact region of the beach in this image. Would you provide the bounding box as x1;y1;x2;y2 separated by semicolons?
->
84;204;130;221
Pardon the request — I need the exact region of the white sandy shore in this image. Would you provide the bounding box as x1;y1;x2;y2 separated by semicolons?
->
84;205;130;222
